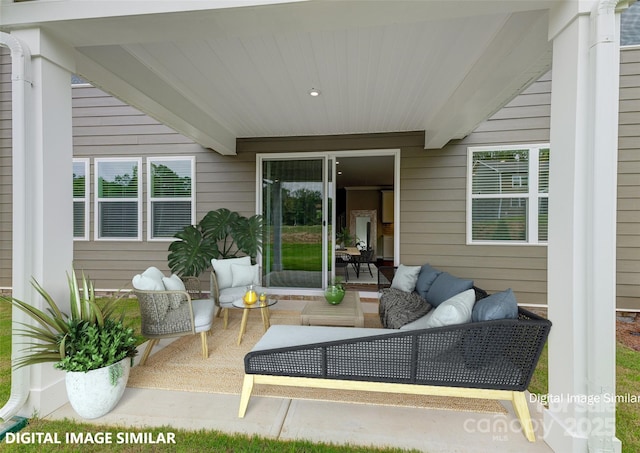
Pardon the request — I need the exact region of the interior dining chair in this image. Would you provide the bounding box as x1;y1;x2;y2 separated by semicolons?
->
352;247;375;278
334;250;352;282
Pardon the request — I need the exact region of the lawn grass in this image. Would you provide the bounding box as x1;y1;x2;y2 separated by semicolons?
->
11;418;417;453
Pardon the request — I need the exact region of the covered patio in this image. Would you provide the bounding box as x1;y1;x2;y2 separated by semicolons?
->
0;1;629;451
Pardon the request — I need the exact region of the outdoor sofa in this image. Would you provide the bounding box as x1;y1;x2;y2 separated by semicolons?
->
239;263;552;442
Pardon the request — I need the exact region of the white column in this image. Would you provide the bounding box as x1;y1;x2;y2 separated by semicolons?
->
11;28;75;418
545;2;622;452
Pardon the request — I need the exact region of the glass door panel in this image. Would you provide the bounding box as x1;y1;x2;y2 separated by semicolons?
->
262;158;326;288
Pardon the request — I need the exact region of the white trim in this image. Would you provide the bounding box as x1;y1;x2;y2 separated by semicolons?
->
466;143;549;245
94;157;142;241
146;156;196;241
0;28;32;428
72;158;90;241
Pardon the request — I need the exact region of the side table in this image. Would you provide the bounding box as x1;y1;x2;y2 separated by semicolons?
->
232;298;278;345
300;291;364;327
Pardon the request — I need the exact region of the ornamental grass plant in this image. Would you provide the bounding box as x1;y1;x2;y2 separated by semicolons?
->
0;270;137;373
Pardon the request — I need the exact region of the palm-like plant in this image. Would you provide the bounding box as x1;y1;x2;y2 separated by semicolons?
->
2;270;137;371
167;225;219;278
168;208;263;277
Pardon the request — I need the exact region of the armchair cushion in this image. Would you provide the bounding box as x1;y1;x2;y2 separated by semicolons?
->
390;264;421;292
132;274;165;291
212;256;252;290
143;266;166;283
162;273;186;291
231;263;260;288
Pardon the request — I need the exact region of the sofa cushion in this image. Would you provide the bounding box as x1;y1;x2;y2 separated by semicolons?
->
418;289;475;329
415;264;442;300
390;264;421;292
379;288;432;329
472;288;518;322
426;272;474;307
212;256;252;290
231;263;260;288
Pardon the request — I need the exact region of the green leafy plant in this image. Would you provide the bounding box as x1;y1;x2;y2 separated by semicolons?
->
336;228;354;248
0;270;137;372
168;208;263;277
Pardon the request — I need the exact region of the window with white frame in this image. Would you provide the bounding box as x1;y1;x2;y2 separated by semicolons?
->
73;158;89;240
467;145;549;244
147;157;195;240
95;158;141;240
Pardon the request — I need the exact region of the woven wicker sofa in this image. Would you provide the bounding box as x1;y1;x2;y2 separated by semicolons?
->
239;307;550;442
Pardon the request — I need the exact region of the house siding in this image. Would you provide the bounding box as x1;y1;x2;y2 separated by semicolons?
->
618;48;640;309
0;47;639;309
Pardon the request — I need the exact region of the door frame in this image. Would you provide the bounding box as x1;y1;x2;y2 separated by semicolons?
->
256;149;400;290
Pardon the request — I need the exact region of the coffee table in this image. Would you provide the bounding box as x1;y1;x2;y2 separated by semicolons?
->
232;298;277;345
300;291;364;327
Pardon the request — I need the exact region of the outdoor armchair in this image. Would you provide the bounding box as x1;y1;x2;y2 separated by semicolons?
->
133;289;215;365
210;257;262;329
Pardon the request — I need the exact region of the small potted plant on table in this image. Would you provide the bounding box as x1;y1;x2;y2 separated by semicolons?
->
324;277;346;305
1;269;137;419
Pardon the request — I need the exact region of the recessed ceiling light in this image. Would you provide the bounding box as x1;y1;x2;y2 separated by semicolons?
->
308;88;321;97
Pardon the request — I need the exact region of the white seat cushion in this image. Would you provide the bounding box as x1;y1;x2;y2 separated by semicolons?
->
251;325;393;351
219;286;265;306
192;299;215;332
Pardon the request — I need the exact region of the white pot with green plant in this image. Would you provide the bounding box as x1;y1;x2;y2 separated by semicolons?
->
1;270;137;419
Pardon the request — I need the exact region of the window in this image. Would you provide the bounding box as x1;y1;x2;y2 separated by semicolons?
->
147;157;195;240
467;145;549;244
73;158;89;240
95;158;141;240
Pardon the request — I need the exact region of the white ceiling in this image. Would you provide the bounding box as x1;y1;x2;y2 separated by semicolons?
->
1;0;555;155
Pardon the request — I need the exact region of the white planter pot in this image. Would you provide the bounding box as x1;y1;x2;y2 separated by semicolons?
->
65;358;130;419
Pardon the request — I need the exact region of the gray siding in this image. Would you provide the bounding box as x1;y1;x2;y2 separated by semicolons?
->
618;48;640;309
1;47;639;309
71;84;257;289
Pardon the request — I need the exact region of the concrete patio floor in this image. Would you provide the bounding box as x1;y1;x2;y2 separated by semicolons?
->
45;293;554;452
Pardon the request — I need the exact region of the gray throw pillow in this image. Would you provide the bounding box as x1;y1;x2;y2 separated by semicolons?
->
471;288;518;322
379;288;432;329
390;264;421;292
425;272;474;307
415;264;442;300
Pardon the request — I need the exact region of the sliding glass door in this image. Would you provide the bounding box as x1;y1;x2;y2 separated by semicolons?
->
261;157;329;289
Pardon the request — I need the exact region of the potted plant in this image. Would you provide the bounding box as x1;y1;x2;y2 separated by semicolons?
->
336;228;354;249
168;208;263;278
1;269;137;419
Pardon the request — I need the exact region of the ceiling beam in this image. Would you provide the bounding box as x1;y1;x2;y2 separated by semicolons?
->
75;46;237;155
423;10;552;149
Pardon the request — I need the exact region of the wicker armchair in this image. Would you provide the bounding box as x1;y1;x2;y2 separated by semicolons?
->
133;289;215;365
